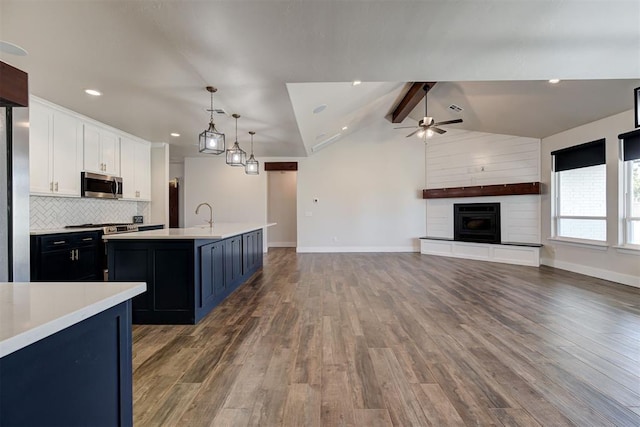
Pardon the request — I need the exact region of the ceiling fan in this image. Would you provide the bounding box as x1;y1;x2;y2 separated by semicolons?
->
394;84;463;138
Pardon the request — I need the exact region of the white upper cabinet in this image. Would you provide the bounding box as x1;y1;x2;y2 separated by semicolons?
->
83;124;120;176
29;99;83;196
120;137;151;201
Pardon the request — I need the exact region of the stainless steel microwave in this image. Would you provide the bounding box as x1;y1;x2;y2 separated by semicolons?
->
81;172;123;199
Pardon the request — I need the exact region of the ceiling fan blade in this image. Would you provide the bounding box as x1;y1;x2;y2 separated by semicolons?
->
394;126;419;129
432;118;463;126
406;129;420;138
430;127;446;134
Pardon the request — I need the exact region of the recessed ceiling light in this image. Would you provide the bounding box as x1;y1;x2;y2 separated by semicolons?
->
352;80;362;86
0;41;28;56
548;79;561;84
85;89;101;96
313;104;327;114
170;133;180;137
341;126;348;131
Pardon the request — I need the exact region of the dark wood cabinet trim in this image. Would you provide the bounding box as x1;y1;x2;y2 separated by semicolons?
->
423;182;541;199
391;82;435;123
0;61;28;107
265;162;298;171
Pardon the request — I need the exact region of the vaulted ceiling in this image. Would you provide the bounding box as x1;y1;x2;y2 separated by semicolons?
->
1;1;639;161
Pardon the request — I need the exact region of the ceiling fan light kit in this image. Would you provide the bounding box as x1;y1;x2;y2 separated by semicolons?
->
199;86;226;154
226;114;247;166
394;83;463;140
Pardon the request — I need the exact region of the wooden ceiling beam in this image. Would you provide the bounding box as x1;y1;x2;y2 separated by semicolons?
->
391;81;436;123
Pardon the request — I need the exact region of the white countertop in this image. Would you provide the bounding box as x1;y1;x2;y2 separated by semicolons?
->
30;224;165;235
0;281;146;358
103;222;275;240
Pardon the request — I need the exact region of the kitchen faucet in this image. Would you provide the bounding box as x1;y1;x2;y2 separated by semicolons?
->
195;202;214;228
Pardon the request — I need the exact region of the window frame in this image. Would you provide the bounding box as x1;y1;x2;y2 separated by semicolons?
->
551;159;607;243
622;156;640;248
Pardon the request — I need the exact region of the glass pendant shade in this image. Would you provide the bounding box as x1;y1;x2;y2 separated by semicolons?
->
199;86;225;154
199;121;225;154
245;154;259;174
245;131;259;175
226;114;246;166
226;141;247;166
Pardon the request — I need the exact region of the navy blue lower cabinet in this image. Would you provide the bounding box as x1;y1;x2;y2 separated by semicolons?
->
243;229;263;274
0;301;133;427
107;229;264;325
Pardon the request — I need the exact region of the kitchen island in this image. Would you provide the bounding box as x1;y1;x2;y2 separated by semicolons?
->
104;223;274;324
0;281;146;427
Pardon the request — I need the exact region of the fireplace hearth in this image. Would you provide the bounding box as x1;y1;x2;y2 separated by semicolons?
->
454;203;501;244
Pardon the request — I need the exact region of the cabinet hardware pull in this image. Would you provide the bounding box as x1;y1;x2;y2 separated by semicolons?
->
75;249;79;259
50;182;53;191
55;182;59;192
70;250;75;261
82;237;93;241
53;240;66;245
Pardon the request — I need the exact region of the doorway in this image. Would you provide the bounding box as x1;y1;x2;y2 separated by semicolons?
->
169;178;179;228
267;170;297;248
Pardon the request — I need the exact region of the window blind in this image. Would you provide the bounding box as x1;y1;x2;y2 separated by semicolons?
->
619;128;640;161
551;139;606;172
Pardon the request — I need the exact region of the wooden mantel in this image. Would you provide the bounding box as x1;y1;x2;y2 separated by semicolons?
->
423;182;541;199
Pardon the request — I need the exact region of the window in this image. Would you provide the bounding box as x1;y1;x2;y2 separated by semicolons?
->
620;129;640;246
551;139;607;242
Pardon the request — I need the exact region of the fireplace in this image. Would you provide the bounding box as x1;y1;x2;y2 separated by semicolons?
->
454;203;501;244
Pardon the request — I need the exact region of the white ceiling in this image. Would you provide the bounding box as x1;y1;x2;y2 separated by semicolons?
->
1;1;639;161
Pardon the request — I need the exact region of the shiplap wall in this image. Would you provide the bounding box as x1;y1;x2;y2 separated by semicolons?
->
426;130;540;188
425;130;541;244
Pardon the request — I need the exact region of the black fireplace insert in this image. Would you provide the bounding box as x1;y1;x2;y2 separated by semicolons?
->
454;203;501;244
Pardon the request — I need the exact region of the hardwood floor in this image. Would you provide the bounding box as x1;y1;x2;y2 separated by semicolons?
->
132;249;640;426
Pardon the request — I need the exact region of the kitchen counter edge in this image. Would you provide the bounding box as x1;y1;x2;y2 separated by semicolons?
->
0;281;146;358
102;222;276;240
30;224;166;235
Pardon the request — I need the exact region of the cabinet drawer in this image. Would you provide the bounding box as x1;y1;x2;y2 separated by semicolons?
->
40;235;72;251
71;232;100;247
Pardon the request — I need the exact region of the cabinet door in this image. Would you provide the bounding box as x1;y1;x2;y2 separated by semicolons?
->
75;245;98;280
52;110;82;196
100;130;119;176
38;250;74;280
225;236;242;288
29;102;53;194
134;142;151;200
199;242;225;308
83;124;102;173
119;137;136;199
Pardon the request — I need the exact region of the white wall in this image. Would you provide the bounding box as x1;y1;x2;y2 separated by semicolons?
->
296;119;426;252
267;171;297;247
184;155;267;233
169;162;185;228
182;119;427;253
541;109;640;287
425;130;541;244
150;143;169;226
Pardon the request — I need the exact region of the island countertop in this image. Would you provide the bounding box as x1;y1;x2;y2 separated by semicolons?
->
103;222;275;240
0;281;146;358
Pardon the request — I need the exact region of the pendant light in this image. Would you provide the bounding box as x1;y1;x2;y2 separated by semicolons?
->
245;131;259;175
199;86;225;154
226;113;247;166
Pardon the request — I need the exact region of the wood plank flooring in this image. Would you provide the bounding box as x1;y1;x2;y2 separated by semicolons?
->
132;249;640;426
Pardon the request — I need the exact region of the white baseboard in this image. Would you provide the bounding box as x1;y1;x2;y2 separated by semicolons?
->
268;241;296;248
296;246;417;253
540;257;640;288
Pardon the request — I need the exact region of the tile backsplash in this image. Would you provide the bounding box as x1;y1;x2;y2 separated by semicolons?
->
30;196;150;229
